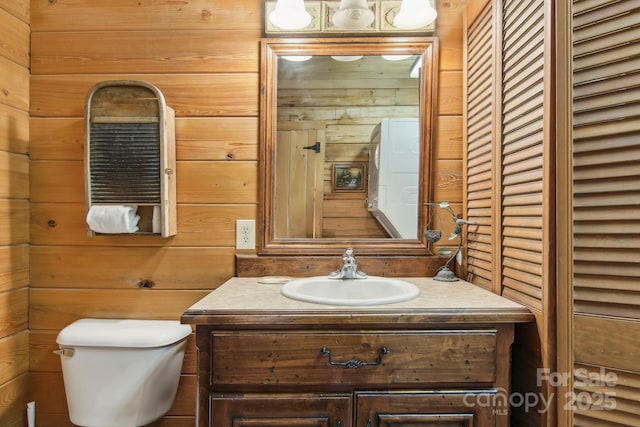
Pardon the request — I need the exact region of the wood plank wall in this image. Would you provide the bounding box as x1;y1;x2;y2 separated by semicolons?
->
26;1;463;425
0;1;30;426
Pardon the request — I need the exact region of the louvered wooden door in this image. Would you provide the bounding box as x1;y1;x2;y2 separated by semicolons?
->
571;1;640;425
465;0;555;425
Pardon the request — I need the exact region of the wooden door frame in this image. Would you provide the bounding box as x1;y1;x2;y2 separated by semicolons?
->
555;0;574;425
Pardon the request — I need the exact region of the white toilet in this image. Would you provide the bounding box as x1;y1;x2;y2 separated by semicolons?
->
56;318;192;427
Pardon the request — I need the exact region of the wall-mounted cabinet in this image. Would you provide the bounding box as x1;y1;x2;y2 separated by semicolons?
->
85;80;176;237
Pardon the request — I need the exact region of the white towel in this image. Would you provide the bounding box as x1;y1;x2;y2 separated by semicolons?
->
152;205;161;233
86;205;140;234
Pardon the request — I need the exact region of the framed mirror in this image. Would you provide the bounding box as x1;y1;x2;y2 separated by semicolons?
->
259;37;438;255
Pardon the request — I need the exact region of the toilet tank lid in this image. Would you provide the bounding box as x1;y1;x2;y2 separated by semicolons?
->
56;319;192;348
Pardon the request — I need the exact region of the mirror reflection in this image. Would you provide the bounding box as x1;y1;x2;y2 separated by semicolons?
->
260;38;437;254
275;54;421;239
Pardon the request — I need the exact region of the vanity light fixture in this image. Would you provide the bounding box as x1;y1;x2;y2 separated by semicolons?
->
269;0;313;30
332;0;375;30
394;0;437;29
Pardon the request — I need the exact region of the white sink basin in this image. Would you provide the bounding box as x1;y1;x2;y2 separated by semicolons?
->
280;276;420;306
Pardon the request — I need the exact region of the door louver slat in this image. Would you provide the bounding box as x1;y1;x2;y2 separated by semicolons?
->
499;0;545;310
465;2;494;289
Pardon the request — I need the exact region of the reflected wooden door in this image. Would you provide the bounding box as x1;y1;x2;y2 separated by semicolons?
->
274;129;324;238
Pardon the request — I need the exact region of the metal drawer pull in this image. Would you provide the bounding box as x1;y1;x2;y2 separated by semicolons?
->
365;419;372;427
320;346;389;368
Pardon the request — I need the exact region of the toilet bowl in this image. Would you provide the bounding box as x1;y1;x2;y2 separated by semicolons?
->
56;318;192;427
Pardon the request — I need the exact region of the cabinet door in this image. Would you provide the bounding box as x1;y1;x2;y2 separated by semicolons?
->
211;393;352;427
356;391;497;427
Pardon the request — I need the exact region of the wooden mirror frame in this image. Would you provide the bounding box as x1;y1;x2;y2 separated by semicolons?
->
258;37;439;256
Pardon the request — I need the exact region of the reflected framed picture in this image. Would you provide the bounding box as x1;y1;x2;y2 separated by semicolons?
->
331;163;367;193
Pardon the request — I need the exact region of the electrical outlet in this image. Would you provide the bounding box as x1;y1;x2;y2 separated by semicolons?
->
236;219;256;250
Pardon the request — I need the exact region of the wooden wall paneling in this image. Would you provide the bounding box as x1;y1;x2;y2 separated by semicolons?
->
0;200;29;245
30;117;260;162
0;151;28;199
177;162;258;204
0;0;29;23
30;74;259;117
0;104;29;154
30;289;209;331
437;71;464;116
0;56;29;111
433;159;463;203
0;8;29;67
29;160;83;203
0;246;28;291
29;118;83;160
435;116;463;159
175;117;259;161
31;203;256;247
0;288;28;337
0;331;29;386
30;246;236;289
31;30;261;75
30;160;259;205
0;2;29;426
235;254;447;278
0;374;29;427
436;0;464;71
30;0;264;32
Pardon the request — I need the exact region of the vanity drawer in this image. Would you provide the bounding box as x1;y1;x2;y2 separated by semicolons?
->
210;330;497;389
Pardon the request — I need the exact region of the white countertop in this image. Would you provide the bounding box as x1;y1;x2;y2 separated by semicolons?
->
182;277;532;325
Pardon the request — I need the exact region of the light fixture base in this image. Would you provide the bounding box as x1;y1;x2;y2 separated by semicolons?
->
433;266;459;282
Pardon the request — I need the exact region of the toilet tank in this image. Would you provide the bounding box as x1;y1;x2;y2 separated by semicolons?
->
56;319;192;427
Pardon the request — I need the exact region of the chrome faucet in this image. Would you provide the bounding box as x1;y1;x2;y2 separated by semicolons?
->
328;248;368;279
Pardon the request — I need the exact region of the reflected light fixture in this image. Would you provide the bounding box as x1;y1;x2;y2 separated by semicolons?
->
393;0;437;29
332;0;375;30
269;0;312;30
381;54;413;61
282;55;313;62
331;55;364;62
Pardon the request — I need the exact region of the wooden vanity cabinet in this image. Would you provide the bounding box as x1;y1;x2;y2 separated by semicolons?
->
182;278;533;427
193;324;514;427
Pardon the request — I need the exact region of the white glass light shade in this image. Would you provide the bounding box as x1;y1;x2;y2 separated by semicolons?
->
393;0;437;29
269;0;312;30
282;55;313;62
332;0;375;30
381;54;412;61
331;55;364;62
